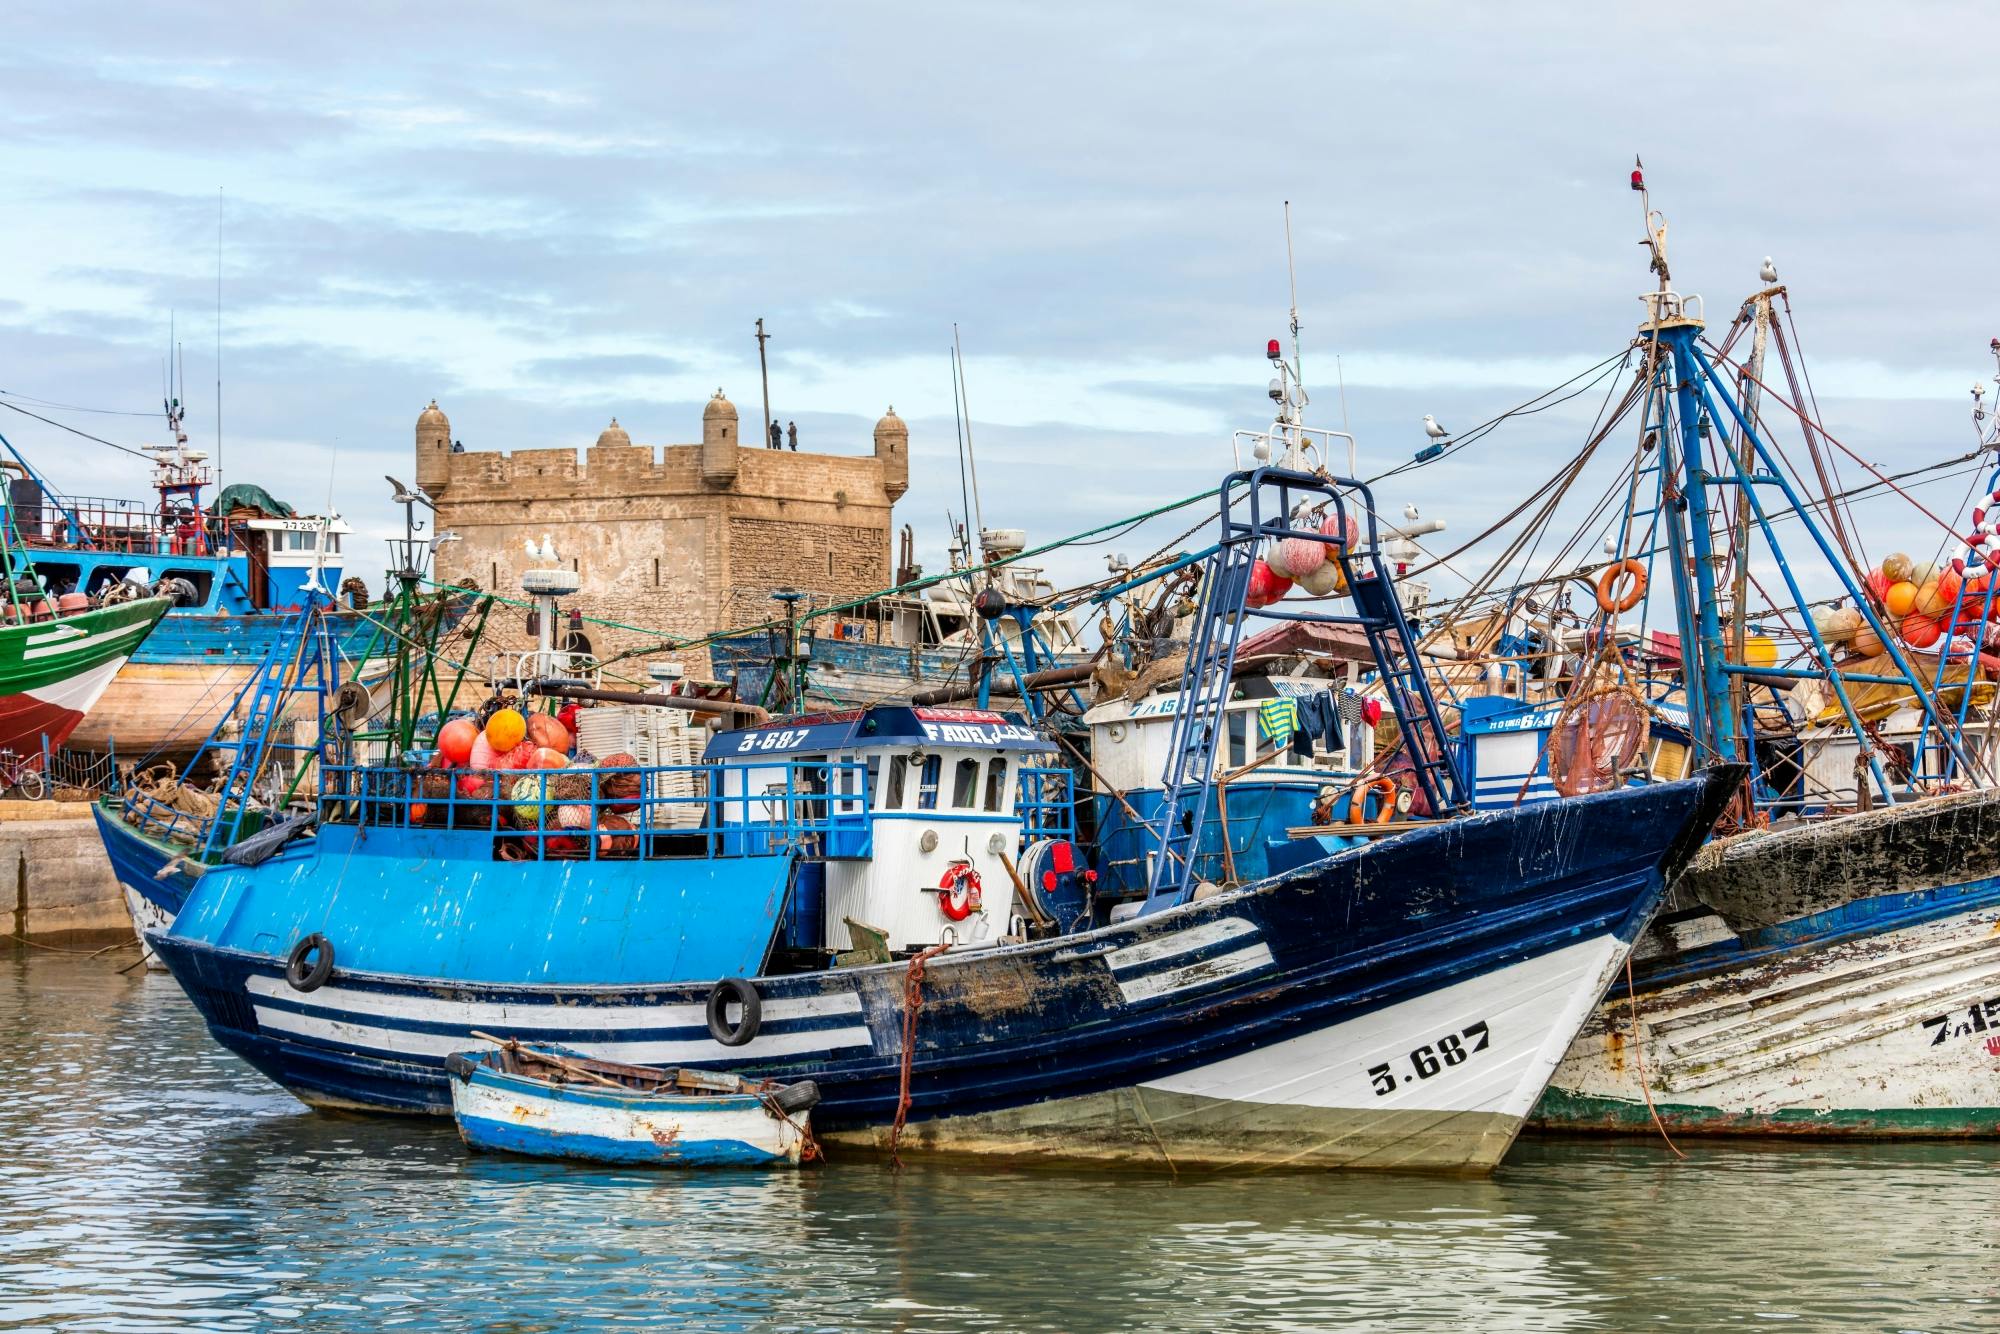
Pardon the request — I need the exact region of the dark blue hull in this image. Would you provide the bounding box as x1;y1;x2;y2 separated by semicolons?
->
151;771;1734;1169
92;803;194;920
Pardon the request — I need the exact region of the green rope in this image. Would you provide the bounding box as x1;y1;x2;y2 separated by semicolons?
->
422;485;1216;667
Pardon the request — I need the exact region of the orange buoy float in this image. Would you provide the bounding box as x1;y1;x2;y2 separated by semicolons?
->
437;717;478;765
1851;623;1886;658
1245;559;1293;609
1346;776;1400;827
938;863;984;921
1884;581;1919;618
1901;612;1943;649
1595;559;1648;613
485;707;527;752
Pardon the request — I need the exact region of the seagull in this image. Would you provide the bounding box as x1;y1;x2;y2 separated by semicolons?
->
1403;504;1420;522
1760;256;1779;284
523;533;560;564
1423;415;1449;441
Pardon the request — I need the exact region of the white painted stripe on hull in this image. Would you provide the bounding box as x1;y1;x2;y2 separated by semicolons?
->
1549;905;2000;1118
243;974;862;1028
20;654;129;715
250;1005;875;1064
451;1075;801;1162
1102;915;1257;972
1114;942;1277;1004
23;622;152;660
1142;933;1626;1120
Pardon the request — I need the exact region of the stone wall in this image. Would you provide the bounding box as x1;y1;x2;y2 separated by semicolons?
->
3;801;130;941
421;401;903;679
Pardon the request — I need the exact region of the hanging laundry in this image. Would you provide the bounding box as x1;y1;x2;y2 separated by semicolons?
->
1258;696;1299;748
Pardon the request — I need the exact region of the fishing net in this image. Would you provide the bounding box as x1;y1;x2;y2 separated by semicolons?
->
1546;686;1651;797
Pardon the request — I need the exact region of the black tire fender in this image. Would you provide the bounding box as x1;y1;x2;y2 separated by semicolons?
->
706;976;762;1047
770;1079;820;1115
285;933;335;992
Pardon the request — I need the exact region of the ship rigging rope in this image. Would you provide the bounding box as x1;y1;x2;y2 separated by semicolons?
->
1702;341;1968;544
420;486;1218;667
0;388;158;418
1363;348;1635;485
0;399;152;459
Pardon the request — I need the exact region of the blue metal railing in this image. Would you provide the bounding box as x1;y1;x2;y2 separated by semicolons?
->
1016;765;1076;843
318;758;873;863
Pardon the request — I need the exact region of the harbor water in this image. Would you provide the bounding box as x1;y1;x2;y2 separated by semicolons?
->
5;948;1996;1333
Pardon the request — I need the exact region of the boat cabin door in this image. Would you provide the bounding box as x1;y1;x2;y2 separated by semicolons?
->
245;529;272;609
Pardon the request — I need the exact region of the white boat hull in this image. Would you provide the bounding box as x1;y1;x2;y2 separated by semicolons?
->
1536;903;2000;1135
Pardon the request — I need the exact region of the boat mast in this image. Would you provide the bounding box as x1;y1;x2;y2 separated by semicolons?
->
1632;159;1740;765
1727;282;1775;734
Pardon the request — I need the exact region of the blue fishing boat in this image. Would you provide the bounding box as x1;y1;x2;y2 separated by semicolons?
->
446;1038;820;1167
0;403;396;759
134;368;1737;1171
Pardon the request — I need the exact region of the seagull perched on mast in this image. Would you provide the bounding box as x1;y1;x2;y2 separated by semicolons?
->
524;533;560;565
1760;256;1779;284
1423;414;1449;441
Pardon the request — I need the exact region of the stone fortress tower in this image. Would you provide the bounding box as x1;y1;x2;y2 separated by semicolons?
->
416;392;909;676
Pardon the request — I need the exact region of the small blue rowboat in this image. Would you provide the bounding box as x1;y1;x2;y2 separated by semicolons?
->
444;1036;819;1168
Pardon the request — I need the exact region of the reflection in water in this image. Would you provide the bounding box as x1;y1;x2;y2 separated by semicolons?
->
3;949;1996;1332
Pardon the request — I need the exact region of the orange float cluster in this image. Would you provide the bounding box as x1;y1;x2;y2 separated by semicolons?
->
1848;551;1988;655
414;704;643;855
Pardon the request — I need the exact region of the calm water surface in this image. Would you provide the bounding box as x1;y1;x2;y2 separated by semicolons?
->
3;948;1996;1332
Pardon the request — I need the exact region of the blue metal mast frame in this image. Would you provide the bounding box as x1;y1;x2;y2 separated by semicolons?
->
1140;464;1467;911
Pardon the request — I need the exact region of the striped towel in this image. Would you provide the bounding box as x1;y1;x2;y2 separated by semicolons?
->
1258;697;1299;745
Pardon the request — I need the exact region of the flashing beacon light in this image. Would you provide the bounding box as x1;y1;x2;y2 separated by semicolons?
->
1267;338;1283;361
1630;158;1645;192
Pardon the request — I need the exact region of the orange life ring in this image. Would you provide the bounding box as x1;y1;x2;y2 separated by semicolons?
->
1595;559;1647;613
938;863;983;921
1346;776;1400;827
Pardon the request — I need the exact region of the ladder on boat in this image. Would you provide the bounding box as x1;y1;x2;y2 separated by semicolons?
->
199;602;340;856
1142;466;1468;910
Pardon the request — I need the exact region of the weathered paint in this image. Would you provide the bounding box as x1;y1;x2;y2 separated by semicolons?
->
1536;894;2000;1136
148;771;1736;1172
829;933;1627;1171
1681;786;2000;933
450;1062;804;1167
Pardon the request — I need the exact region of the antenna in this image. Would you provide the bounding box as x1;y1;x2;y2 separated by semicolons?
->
1284;199;1301;376
1631;155;1670;290
216;186;223;486
1336;354;1354;474
950;341;973;566
953;324;987;559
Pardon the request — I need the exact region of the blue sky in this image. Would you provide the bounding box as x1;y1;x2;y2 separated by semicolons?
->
3;2;1995;614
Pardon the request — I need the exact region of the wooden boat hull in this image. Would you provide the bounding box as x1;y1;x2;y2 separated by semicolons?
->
1535;791;2000;1136
448;1060;805;1167
68;656;401;758
146;770;1735;1172
69;601;460;759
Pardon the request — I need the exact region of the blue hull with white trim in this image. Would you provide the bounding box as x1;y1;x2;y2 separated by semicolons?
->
150;769;1734;1171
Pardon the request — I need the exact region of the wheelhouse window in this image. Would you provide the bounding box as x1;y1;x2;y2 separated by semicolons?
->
884;755;908;810
952;758;979;809
917;756;941;810
983;757;1008;812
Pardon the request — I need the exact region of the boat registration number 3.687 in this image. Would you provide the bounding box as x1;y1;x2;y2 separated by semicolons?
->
1366;1021;1491;1096
735;728;813;752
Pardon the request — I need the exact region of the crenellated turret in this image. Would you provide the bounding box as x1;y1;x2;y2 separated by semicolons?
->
415;399;452;498
873;405;908;504
700;389;740;488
